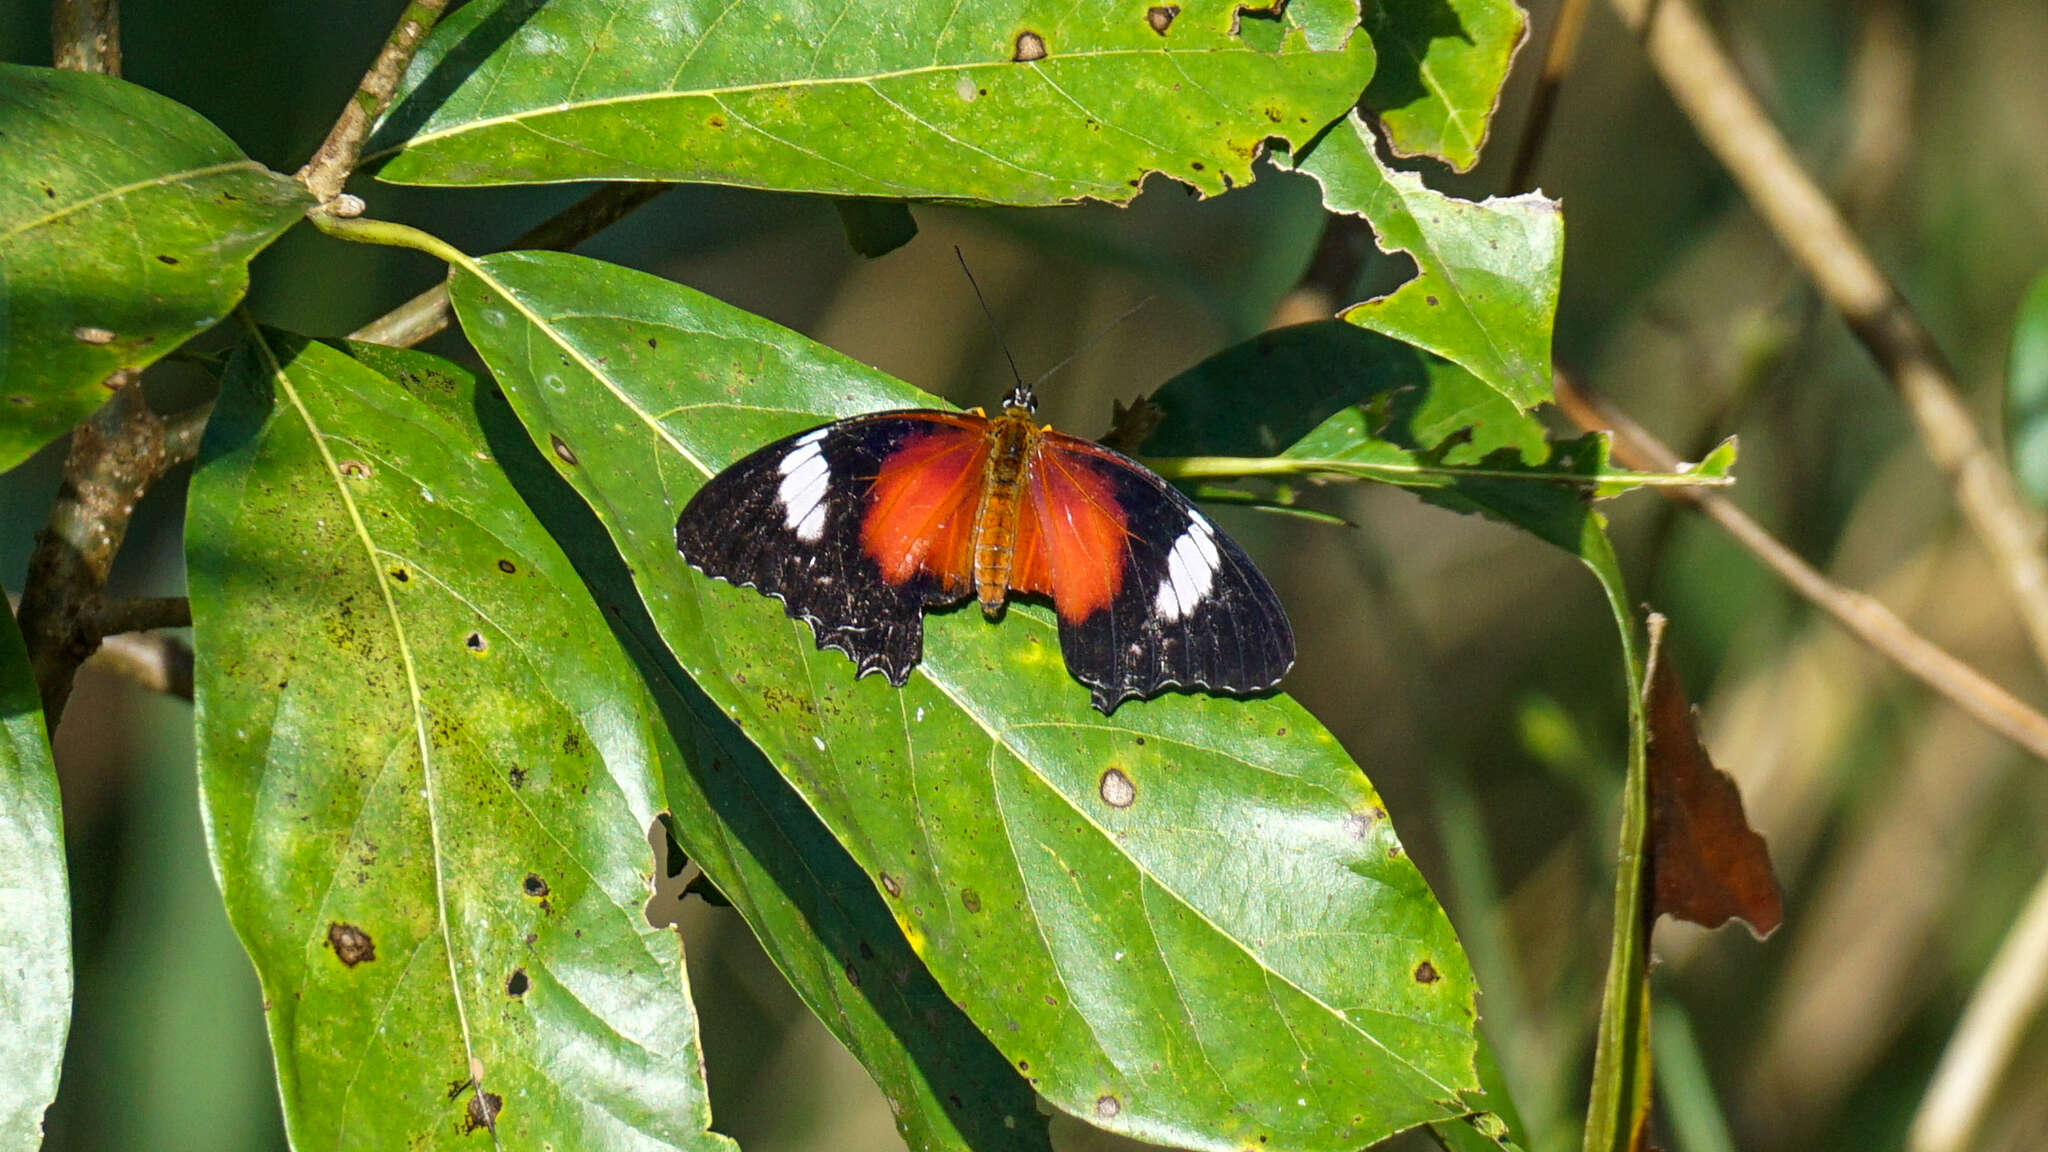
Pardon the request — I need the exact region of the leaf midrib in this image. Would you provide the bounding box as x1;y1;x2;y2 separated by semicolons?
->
0;159;277;246
240;320;499;1151
377;46;1303;158
915;666;1464;1100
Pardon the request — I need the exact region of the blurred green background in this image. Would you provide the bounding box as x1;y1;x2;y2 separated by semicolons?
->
5;0;2047;1149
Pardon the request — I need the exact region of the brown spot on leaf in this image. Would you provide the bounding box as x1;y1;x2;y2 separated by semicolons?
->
1095;1094;1121;1119
462;1090;502;1135
1414;960;1439;984
1013;30;1047;61
464;631;487;653
960;888;984;914
327;922;375;966
879;871;902;898
1146;5;1179;33
550;433;578;465
1425;295;1440;306
73;326;115;345
389;568;408;582
1645;615;1784;937
155;254;179;265
522;873;550;898
508;766;527;789
505;968;529;997
1098;768;1136;808
497;559;517;574
339;459;371;479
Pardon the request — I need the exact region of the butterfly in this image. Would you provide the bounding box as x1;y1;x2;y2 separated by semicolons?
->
674;374;1294;713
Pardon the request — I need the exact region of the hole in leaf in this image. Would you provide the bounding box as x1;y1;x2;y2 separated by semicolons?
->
1098;768;1136;808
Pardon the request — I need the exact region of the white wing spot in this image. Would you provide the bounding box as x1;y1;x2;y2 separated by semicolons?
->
776;436;832;542
1153;514;1221;622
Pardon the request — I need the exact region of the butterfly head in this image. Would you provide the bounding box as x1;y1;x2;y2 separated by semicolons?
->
1003;382;1037;414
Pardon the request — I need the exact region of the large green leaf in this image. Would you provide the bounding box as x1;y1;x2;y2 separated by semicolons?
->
1296;114;1561;411
2004;269;2048;506
367;0;1374;205
0;65;308;473
0;606;69;1150
344;338;1053;1152
449;249;1480;1152
188;328;730;1151
1138;320;1546;464
1361;0;1528;172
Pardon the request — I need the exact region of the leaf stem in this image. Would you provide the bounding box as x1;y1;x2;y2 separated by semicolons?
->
351;183;672;348
1606;0;2048;681
1145;454;1732;491
307;210;478;272
296;0;450;204
1581;595;1653;1152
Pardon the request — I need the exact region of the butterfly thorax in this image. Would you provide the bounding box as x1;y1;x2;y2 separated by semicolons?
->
970;401;1040;618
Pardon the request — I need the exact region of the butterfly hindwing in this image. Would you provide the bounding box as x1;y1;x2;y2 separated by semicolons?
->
675;411;987;685
1023;432;1296;712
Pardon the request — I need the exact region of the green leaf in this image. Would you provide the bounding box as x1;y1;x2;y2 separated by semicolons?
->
1362;0;1529;172
0;64;308;473
1295;115;1562;411
0;606;69;1150
1279;406;1733;515
343;338;1053;1152
449;249;1482;1152
2004;269;2048;506
1137;320;1546;463
368;0;1374;205
188;328;731;1151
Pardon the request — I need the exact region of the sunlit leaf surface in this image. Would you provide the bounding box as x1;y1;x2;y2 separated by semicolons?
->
369;0;1374;205
0;64;307;472
0;607;68;1149
355;338;1054;1152
1362;0;1528;172
450;249;1481;1152
1297;115;1561;411
188;330;730;1151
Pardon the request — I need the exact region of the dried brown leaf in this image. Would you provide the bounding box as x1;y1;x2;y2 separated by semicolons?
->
1645;616;1785;939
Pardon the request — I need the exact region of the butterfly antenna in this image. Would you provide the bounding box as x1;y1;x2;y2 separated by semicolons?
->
955;246;1032;410
1030;295;1153;389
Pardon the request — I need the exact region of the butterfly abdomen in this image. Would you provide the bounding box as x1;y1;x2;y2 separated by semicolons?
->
970;407;1037;618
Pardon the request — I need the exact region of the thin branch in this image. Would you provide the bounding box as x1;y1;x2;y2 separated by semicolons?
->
51;0;120;75
350;183;673;348
1505;0;1591;193
14;383;175;728
297;0;451;204
1555;373;2048;764
90;596;192;637
1605;0;2048;681
1907;864;2048;1152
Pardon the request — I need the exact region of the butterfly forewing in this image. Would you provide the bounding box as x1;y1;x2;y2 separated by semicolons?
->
675;411;987;685
1023;432;1296;711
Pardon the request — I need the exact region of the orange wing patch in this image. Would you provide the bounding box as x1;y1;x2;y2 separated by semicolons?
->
1018;436;1128;624
862;421;990;594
